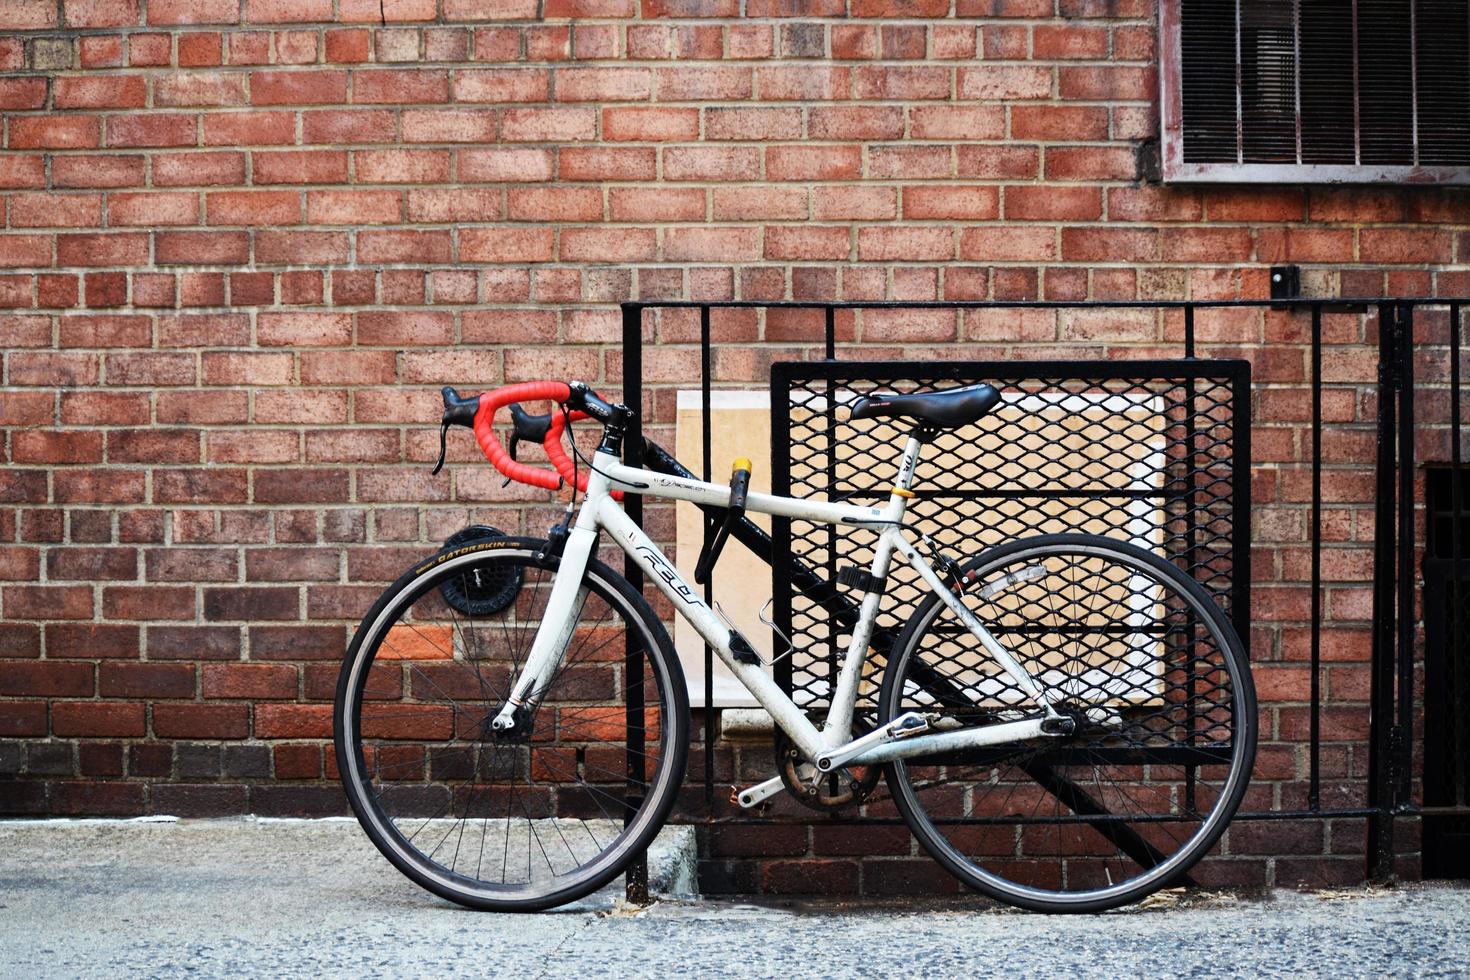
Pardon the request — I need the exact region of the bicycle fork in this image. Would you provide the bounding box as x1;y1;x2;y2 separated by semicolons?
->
489;515;596;734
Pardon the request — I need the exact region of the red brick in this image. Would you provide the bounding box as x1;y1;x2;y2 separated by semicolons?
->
664;227;760;263
10;116;102;150
245;0;331;22
0;235;52;268
108;192;198;227
302;108;395;144
153;72;245;108
500;107;596;142
251;70;347;105
603;107;698;141
51;76;142;110
305;190;401;225
153;703;250;739
401;108;498;143
853;65;950;100
0;661;93;696
53;701;145;738
53;232;146;267
503;186;599;221
1046;145;1139;181
857;226;954;261
755;65;846;101
554;66;650;103
325;28;371;62
1059;65;1155;100
1061;226;1158;262
1033;24;1109;59
1005;185;1102;221
1361;230;1453;265
0;702;47;737
959;226;1057;261
258;311;351;347
712;185;806;221
106;113;197;148
0;0;59;28
354;69;450;105
10;193;103;229
0;154;47;189
559;227;656;262
63;0;141;27
765;145;861;181
461;227;555;263
405;188;502;223
147;0;236;23
764;226;850;261
809;105;905;140
128;33;172;66
903;185;999;220
353;149;450;184
155;231;249;265
12;428;104;469
254;703;333;739
1011;105;1109;141
1160;227;1255;263
559;146;656;182
202;663;298;700
867;145;951;179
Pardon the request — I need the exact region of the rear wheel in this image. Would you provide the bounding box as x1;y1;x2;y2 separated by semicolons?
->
879;533;1255;912
334;537;688;911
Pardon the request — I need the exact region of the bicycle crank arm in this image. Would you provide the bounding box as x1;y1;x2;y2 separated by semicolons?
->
734;774;786;809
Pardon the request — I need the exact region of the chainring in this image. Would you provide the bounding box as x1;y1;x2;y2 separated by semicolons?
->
773;717;883;813
436;525;523;617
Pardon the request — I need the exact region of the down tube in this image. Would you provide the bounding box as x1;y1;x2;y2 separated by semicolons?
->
595;496;826;761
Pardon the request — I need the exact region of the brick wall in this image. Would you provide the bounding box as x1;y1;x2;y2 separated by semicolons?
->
1;0;1465;892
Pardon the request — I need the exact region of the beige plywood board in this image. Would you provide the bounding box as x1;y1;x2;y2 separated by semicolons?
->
674;390;772;708
678;386;1172;708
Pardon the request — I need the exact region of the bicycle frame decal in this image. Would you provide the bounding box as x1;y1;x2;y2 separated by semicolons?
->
633;542;701;606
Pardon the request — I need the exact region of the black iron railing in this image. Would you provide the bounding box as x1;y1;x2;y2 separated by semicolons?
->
616;296;1470;891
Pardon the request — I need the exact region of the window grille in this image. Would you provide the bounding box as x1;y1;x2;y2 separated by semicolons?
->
1160;0;1470;183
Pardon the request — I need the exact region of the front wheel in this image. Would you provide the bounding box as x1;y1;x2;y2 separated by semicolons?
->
334;536;689;911
879;533;1255;913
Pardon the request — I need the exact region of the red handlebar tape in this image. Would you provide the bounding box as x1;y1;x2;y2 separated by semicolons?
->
471;381;620;499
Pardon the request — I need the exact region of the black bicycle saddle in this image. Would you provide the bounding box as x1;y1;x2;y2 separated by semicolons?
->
849;383;1002;429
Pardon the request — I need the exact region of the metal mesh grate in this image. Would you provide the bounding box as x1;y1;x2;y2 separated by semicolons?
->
770;361;1250;723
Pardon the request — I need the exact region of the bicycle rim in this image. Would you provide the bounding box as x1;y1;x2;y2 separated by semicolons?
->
335;541;687;911
881;534;1255;912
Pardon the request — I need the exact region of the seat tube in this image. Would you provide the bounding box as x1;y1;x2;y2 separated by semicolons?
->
822;433;923;743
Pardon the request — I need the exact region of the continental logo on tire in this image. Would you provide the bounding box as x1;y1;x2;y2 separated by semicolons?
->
413;539;519;576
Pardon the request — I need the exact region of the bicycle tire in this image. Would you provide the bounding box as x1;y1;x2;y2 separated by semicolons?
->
879;532;1255;913
334;536;689;912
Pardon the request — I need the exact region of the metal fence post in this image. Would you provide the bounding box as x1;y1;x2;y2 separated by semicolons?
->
1367;302;1401;882
620;302;649;906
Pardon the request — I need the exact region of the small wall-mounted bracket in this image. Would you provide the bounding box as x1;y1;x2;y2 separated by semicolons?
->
1270;265;1301;309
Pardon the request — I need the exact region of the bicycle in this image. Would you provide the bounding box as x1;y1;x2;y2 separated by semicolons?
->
334;379;1255;913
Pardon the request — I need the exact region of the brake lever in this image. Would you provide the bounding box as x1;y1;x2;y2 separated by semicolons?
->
432;422;449;476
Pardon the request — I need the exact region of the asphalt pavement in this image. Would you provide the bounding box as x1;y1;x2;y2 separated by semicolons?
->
1;817;1466;978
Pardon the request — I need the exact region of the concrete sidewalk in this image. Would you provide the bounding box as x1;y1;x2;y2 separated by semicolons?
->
1;818;1465;979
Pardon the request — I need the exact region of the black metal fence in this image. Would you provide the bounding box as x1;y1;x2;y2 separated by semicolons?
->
616;296;1470;889
769;360;1250;724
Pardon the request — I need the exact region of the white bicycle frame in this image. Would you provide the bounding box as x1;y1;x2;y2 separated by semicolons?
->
492;432;1066;803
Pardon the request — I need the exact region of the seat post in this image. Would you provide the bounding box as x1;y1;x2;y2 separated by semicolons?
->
893;432;925;496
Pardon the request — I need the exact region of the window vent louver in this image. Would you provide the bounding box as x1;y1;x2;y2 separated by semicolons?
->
1161;0;1470;183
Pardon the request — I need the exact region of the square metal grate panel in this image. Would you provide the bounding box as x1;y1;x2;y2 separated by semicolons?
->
769;360;1251;722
